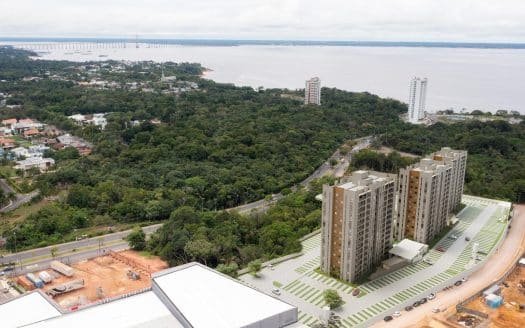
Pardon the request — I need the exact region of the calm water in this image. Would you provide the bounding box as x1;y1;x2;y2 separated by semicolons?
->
6;42;525;113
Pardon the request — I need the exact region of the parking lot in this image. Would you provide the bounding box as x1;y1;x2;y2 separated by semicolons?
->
240;195;511;327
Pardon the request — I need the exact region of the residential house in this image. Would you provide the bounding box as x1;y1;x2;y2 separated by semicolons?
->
14;157;55;172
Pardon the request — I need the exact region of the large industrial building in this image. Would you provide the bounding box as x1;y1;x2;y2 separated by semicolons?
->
396;148;467;244
321;171;395;283
304;77;321;105
0;262;300;328
407;77;428;123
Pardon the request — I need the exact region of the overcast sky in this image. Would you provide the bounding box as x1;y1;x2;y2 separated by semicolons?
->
1;0;524;42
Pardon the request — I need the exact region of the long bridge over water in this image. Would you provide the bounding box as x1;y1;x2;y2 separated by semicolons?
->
7;41;171;50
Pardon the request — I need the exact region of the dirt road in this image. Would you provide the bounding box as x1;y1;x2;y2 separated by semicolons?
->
373;204;525;328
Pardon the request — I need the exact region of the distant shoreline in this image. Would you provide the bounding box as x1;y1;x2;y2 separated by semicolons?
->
1;38;525;49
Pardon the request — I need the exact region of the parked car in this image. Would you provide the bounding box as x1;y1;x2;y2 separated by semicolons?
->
271;288;281;296
432;308;441;313
436;247;445;252
352;288;360;296
428;293;436;300
413;301;421;307
383;315;393;322
405;305;414;311
392;311;401;317
503;282;509;288
465;236;470;241
454;281;463;286
461;277;468;282
420;298;428;304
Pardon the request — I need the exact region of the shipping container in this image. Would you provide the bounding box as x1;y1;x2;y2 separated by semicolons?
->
486;293;503;308
26;273;44;288
38;271;53;284
50;261;75;277
17;276;34;291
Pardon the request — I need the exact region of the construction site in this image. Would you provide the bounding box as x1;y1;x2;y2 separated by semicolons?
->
457;262;525;328
14;250;168;310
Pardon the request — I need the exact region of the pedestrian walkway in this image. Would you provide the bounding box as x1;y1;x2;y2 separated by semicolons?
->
283;279;327;307
302;233;321;252
295;256;320;274
241;195;511;328
298;310;320;326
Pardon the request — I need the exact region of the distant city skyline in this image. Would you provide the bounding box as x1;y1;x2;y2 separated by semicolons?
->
1;0;525;42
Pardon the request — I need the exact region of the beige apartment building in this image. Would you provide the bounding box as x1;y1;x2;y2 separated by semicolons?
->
321;171;395;283
432;147;468;211
396;147;467;244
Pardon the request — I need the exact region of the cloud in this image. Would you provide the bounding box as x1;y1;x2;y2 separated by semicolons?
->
1;0;524;42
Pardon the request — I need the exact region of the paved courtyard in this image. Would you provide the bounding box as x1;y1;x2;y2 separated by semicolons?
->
240;195;511;327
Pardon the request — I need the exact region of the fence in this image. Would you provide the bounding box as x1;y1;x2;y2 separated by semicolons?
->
458;248;525;308
456;304;489;319
108;250;152;277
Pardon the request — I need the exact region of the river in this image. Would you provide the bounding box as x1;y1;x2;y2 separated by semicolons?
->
5;42;525;113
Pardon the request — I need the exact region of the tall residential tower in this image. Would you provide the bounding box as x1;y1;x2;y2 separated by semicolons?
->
305;77;321;105
408;77;428;123
321;171;395;283
396;148;467;244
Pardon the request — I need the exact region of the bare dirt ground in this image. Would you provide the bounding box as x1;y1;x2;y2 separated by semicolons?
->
25;250;168;309
374;146;420;158
464;266;525;328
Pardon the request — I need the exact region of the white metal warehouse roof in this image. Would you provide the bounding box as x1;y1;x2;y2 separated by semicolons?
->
153;263;297;328
0;291;61;327
26;291;183;328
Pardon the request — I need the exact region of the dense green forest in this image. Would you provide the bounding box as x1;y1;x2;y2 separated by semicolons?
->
1;46;524;271
380;120;525;203
0;47;404;251
350;149;419;173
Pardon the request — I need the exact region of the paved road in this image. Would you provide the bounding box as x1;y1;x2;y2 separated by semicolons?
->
241;197;510;327
7;242;131;277
0;190;40;213
230;136;371;214
1;136;372;274
0;224;162;271
372;204;525;328
0;179;40;213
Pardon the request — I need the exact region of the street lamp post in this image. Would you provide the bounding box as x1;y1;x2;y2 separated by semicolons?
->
13;231;18;276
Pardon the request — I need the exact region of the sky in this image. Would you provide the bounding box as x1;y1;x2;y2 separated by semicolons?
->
1;0;525;42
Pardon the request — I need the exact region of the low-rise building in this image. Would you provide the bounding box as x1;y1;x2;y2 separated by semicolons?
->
1;262;299;328
389;239;428;263
14;157;55;172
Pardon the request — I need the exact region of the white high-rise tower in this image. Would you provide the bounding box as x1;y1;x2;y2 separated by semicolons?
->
408;77;428;123
305;77;321;105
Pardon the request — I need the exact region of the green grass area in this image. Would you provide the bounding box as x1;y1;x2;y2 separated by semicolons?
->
10;135;31;147
0;165;16;179
428;224;455;249
273;281;283;288
139;251;154;259
0;197;52;235
313;267;358;288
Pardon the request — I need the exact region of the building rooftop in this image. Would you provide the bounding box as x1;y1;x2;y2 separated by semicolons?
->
0;291;61;327
337;170;393;192
26;291;182;328
152;262;297;328
389;239;428;261
2;262;298;328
